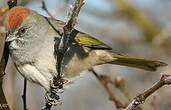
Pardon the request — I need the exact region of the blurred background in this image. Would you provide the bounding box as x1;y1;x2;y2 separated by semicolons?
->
0;0;171;110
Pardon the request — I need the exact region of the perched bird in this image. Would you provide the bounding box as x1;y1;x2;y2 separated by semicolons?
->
5;6;167;105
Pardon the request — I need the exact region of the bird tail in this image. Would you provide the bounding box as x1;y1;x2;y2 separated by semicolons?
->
109;53;167;71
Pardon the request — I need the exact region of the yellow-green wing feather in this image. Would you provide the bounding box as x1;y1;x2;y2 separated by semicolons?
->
74;31;112;50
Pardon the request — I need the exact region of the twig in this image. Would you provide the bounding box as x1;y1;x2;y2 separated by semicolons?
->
56;0;84;78
41;0;67;18
102;75;132;101
100;75;144;110
42;0;84;110
88;68;126;109
124;73;171;110
22;78;28;110
41;0;56;19
0;38;10;110
0;1;17;110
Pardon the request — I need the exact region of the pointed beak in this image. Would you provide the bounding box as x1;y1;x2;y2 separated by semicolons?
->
5;35;18;42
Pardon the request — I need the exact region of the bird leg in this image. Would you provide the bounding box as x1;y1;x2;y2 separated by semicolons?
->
50;77;68;93
43;77;68;110
42;91;61;110
44;92;61;106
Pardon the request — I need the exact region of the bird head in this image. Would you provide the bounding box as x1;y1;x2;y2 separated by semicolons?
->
5;6;48;49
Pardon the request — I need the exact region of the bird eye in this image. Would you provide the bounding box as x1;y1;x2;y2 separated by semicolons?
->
18;28;27;35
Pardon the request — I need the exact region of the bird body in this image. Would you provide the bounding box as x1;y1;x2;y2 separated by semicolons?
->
5;7;167;91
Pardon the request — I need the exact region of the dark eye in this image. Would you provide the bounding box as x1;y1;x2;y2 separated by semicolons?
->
18;28;27;35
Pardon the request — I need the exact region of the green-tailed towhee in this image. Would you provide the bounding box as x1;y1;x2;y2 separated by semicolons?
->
5;6;167;93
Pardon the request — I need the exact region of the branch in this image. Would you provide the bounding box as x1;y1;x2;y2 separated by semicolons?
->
41;0;56;19
0;36;10;110
99;75;144;110
56;0;84;80
124;73;171;110
0;1;17;110
22;78;28;110
0;3;11;108
42;0;84;109
102;75;132;101
88;68;126;109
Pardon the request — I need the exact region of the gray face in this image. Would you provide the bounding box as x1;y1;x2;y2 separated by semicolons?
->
5;11;49;65
6;23;36;50
6;11;49;51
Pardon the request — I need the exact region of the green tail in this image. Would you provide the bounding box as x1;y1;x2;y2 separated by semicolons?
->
109;54;167;71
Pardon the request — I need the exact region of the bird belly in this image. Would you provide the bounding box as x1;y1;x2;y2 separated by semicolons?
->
17;64;53;91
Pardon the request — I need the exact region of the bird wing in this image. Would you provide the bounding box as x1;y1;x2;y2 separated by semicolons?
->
48;18;112;50
73;30;112;50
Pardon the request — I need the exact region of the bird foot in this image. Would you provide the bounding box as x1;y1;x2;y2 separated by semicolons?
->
43;77;68;109
50;78;68;93
45;92;62;106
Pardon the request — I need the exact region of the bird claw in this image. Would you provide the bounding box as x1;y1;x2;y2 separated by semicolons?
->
45;92;62;106
43;77;67;109
50;78;68;93
43;78;67;107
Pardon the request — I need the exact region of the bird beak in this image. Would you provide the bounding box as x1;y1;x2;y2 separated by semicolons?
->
5;35;18;42
5;28;18;42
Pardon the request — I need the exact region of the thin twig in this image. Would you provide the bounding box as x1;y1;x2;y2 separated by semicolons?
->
42;0;84;110
88;68;126;109
41;0;56;19
22;78;28;110
124;73;171;110
55;0;84;81
41;0;66;18
0;1;17;110
0;37;10;110
102;75;132;101
100;75;144;110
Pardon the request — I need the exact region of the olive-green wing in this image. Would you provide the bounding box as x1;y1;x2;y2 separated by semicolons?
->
49;18;112;50
74;30;112;50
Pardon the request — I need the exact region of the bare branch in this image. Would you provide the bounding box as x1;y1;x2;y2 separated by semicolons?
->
22;78;28;110
41;0;56;19
56;0;84;81
88;68;126;109
0;34;10;110
106;76;132;101
124;73;171;110
0;1;18;109
43;0;85;110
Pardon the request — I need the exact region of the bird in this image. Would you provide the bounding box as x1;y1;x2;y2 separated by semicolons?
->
5;6;167;106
